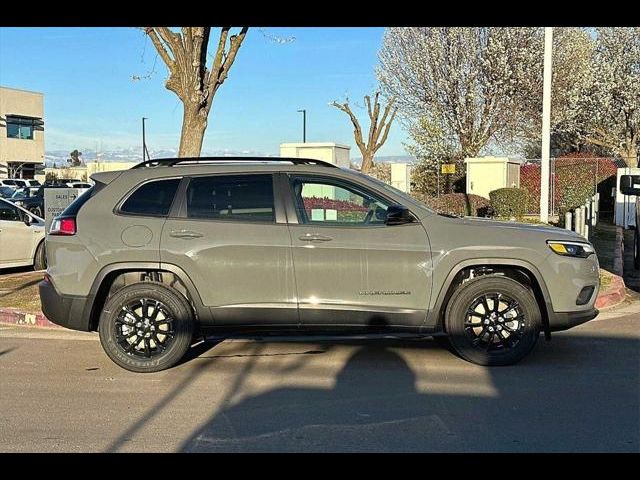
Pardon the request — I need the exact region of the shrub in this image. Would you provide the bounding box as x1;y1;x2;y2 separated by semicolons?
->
412;192;491;217
489;188;530;218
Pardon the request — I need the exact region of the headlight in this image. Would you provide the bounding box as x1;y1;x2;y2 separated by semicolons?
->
547;240;595;258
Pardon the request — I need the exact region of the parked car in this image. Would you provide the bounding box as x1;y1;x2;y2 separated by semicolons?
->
620;174;640;269
13;183;88;218
26;179;41;187
0;179;19;189
0;197;46;270
0;186;16;198
9;186;40;200
40;157;600;373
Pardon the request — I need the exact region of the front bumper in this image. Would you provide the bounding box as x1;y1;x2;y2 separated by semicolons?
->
39;277;93;331
547;307;599;332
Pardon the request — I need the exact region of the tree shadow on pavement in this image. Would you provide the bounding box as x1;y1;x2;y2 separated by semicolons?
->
178;333;640;453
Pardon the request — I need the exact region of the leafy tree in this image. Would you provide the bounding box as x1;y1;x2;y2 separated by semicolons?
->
581;28;640;167
67;149;83;166
378;28;541;162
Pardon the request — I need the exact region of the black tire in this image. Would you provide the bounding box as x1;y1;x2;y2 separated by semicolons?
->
29;206;43;218
634;230;639;270
98;282;194;373
33;241;46;271
444;276;541;366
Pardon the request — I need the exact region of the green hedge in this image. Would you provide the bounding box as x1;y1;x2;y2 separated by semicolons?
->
489;188;530;218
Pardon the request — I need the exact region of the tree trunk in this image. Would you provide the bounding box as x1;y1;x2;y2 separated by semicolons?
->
361;152;374;174
622;143;638;168
178;105;208;157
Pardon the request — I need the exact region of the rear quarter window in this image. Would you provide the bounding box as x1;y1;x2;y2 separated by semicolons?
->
119;178;181;217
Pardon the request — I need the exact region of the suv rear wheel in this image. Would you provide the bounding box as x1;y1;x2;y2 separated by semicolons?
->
444;276;541;366
98;281;194;373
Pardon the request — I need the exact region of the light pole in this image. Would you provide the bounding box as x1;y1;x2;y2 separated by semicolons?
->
540;27;553;223
297;109;306;143
142;117;149;161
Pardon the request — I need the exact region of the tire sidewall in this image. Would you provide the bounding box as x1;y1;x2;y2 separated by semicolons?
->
445;276;541;366
98;282;194;373
33;241;46;270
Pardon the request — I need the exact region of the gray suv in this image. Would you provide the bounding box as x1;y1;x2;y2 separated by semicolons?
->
39;157;600;372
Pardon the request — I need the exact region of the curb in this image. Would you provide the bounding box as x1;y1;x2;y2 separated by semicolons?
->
595;273;627;310
0;307;60;329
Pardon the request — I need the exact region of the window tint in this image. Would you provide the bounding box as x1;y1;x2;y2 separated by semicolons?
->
120;178;180;216
186;175;274;222
0;201;22;222
291;177;391;225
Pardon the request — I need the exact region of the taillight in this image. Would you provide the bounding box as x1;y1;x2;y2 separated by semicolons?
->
49;217;76;236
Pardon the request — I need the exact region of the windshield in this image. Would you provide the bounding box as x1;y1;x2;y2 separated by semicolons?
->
0;186;14;198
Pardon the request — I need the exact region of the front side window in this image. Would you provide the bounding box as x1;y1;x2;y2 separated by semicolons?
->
0;201;22;222
291;177;391;225
186;174;275;222
6;117;36;140
120;178;180;216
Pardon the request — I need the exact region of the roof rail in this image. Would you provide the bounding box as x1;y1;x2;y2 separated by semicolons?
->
131;156;338;169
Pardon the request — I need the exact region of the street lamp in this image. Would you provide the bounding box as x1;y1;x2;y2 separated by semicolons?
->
297;109;306;143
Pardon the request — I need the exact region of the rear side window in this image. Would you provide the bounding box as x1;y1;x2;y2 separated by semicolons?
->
186;174;274;222
120;178;180;217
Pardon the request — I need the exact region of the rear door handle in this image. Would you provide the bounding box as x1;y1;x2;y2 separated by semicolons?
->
170;230;203;239
299;234;333;242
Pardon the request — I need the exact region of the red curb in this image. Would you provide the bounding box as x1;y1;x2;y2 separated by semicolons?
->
0;307;60;329
595;274;626;310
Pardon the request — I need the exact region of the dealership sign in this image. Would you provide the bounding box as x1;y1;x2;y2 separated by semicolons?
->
44;188;80;231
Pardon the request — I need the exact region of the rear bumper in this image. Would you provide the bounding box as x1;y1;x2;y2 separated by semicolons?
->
547;308;599;332
39;278;93;331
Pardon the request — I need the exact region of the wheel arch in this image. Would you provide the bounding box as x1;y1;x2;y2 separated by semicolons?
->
428;259;553;339
86;262;209;331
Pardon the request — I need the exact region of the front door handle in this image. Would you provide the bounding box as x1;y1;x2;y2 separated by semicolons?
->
299;233;333;242
170;230;203;239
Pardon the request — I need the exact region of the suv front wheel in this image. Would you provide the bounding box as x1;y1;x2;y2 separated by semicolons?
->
98;282;194;373
444;275;541;366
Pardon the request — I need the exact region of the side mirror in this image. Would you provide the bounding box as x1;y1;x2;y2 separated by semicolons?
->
620;175;640;196
385;204;414;226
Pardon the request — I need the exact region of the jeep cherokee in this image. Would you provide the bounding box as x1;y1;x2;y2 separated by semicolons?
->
39;157;600;372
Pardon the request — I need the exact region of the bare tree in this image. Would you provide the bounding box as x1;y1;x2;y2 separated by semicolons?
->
144;27;248;157
331;92;397;173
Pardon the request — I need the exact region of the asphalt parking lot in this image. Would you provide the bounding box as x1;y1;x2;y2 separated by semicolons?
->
1;305;638;453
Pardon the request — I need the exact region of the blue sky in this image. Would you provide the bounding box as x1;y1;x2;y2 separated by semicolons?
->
0;27;408;156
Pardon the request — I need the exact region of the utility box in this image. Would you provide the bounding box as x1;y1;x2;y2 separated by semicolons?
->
615;167;639;229
465;156;524;199
390;163;412;193
280;142;351;168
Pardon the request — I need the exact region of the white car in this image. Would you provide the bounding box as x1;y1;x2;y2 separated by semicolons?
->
0;179;19;189
0;197;46;270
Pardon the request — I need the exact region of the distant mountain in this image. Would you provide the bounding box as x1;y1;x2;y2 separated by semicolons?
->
44;148;277;167
351;155;417;165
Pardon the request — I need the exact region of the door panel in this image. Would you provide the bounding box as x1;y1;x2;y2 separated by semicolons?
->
286;175;432;327
160;174;297;325
0;203;35;264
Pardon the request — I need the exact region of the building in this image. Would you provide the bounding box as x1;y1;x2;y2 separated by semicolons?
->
465;156;523;199
39;161;137;184
280;142;351;168
0;86;45;179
